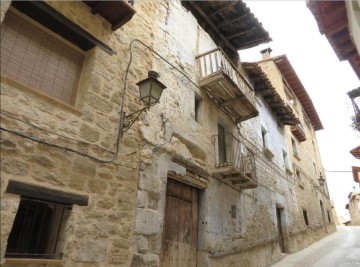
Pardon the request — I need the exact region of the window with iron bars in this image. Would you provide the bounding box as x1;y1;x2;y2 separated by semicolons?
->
5;198;71;260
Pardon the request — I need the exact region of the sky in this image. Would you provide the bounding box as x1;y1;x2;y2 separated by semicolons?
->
241;1;360;220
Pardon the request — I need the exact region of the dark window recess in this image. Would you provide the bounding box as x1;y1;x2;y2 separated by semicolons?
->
327;210;331;223
5;198;71;259
303;210;309;226
218;124;227;164
10;0;115;55
231;205;236;219
195;97;200;122
261;127;267;148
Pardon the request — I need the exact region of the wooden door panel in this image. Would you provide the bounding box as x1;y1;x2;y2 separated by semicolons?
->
161;179;198;267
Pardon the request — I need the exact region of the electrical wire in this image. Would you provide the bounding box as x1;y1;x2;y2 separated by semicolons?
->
0;39;202;163
325;170;355;173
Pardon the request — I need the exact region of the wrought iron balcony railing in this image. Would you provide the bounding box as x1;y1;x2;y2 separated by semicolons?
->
213;132;257;189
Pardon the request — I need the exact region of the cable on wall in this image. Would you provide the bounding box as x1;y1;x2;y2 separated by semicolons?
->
0;39;203;163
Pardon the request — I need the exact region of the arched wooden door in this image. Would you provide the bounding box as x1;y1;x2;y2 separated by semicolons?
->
160;179;198;267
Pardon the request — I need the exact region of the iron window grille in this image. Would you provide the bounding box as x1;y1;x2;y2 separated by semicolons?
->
5;197;71;260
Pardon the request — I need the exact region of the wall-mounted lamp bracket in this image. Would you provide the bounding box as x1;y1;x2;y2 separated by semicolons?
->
120;107;148;137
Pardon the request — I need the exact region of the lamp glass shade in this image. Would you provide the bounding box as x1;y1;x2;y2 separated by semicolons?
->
318;177;325;187
137;76;166;107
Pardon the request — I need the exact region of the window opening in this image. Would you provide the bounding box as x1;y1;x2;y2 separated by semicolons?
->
231;205;236;219
282;150;289;170
194;95;201;122
261;126;267;148
313;162;317;176
303;209;309;226
218;124;227;164
327;209;331;223
5;198;71;259
291;138;298;156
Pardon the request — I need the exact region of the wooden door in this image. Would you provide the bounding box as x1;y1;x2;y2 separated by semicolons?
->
161;179;198;267
276;207;285;252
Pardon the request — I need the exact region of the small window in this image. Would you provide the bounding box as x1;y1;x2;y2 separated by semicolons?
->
291;138;298;156
1;11;84;105
303;209;309;226
282;150;290;170
303;111;312;130
284;82;297;109
327;209;331;223
296;170;301;180
261;126;267;148
5;198;71;259
231;205;236;219
194;95;201;122
313;162;317;176
312;140;316;152
240;143;247;156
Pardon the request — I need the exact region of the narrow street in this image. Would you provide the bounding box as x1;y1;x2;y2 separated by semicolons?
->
271;226;360;267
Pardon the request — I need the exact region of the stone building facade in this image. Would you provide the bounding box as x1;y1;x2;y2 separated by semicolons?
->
1;1;335;267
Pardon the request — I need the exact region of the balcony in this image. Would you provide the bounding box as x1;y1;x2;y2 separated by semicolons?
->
291;124;306;142
213;132;257;190
196;48;258;123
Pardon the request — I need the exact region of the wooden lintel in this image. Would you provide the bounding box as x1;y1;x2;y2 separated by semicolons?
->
6;180;89;206
168;171;207;190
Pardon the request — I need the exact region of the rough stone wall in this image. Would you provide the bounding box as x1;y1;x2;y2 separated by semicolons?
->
0;0;159;266
131;1;336;266
1;1;336;267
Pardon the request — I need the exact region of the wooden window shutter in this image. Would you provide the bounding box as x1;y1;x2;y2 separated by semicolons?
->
1;12;84;105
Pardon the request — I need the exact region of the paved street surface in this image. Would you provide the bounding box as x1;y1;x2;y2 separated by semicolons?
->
271;226;360;267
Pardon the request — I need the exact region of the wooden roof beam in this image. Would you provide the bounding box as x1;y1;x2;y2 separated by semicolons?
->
227;27;257;39
218;13;248;28
208;2;237;17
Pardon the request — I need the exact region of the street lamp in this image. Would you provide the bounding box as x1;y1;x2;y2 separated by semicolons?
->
120;71;166;137
138;71;166;108
318;177;325;187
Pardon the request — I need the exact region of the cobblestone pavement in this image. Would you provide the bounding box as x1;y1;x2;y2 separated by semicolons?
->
270;226;360;267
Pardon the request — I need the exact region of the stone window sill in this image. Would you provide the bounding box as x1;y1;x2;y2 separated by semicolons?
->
5;258;63;265
1;75;83;116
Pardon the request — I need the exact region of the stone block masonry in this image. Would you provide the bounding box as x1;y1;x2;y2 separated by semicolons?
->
0;0;336;267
